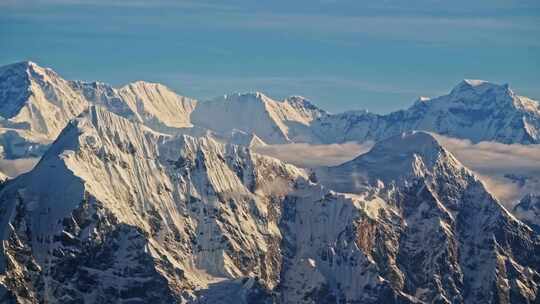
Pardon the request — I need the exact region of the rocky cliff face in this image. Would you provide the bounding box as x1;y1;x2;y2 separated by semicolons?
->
0;106;307;303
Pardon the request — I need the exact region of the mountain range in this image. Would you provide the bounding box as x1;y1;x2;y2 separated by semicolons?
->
0;61;539;161
0;62;539;303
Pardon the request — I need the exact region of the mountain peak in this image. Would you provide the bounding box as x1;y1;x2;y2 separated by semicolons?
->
0;60;35;71
449;79;511;98
221;91;270;103
366;131;443;161
463;79;489;87
0;61;53;77
284;95;309;103
316;131;456;192
123;80;165;89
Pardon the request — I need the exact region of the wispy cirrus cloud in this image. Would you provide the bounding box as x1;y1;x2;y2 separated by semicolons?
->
3;0;539;47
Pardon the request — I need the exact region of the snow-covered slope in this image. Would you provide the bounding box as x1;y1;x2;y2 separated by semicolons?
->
312;80;540;144
1;110;539;303
0;62;198;159
117;81;197;131
0;61;90;158
0;106;307;303
1;62;540;302
191;92;326;144
2;61;539;158
314;131;540;303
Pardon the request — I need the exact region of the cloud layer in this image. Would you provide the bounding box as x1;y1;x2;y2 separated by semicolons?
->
255;136;540;207
434;135;540;206
254;141;373;168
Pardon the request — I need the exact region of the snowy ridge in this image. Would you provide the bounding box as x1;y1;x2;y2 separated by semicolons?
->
0;109;539;303
314;131;540;303
191;92;326;144
1;61;539;162
312;80;540;144
0;61;540;302
118;81;197;131
0;62;198;159
0;106;306;302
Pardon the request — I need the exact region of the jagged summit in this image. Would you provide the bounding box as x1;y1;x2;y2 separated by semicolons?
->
364;131;442;160
314;131;467;194
312;78;540;144
0;60;40;73
449;79;512;99
1;101;540;302
0;61;63;119
220;91;270;103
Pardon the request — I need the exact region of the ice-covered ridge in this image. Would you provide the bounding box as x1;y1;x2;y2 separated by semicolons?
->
0;61;201;159
312;79;540;144
1;105;539;302
314;131;463;193
191;90;325;144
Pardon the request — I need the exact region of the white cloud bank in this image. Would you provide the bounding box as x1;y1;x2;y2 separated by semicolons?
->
254;141;373;168
434;135;540;206
255;136;540;207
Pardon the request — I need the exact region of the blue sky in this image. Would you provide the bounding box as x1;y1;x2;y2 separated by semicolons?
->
1;0;539;113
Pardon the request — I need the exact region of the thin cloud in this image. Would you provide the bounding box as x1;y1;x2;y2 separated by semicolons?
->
254;141;373;168
255;135;540;207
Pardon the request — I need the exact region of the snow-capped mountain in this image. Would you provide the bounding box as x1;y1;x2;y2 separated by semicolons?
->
311;80;540;144
1;107;538;303
2;61;539;161
0;62;197;159
191;92;326;144
0;62;329;160
0;61;90;158
1;61;540;303
313;131;540;303
0;106;306;303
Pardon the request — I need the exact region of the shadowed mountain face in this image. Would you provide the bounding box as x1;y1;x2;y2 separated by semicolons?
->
0;62;539;303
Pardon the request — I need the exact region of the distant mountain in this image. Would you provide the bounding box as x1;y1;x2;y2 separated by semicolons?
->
1;107;538;303
191;92;326;144
0;62;197;159
1;61;539;161
312;80;540;144
0;62;333;160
